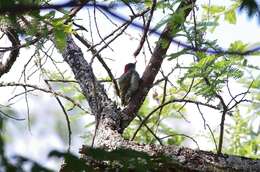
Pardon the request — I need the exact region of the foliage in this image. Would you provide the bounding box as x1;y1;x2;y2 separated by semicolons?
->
240;0;260;22
50;147;182;172
0;0;260;171
225;109;260;158
0;145;182;172
124;96;186;145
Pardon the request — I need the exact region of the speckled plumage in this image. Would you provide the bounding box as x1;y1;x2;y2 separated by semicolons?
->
118;63;140;106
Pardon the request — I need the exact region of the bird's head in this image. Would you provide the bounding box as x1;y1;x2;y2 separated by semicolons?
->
124;63;136;73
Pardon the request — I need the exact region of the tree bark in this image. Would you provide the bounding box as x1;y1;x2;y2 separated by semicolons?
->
0;28;20;78
61;0;260;171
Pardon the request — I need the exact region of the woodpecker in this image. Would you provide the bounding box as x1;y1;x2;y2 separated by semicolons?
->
118;63;140;106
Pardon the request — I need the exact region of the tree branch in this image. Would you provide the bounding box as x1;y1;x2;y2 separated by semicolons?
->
121;0;196;129
80;143;260;171
73;33;121;97
62;35;124;148
0;28;20;78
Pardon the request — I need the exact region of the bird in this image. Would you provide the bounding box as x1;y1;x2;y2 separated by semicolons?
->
118;63;140;106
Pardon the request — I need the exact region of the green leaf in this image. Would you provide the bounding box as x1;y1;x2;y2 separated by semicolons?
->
42;11;56;19
170;10;185;25
53;29;67;52
225;10;237;24
196;55;216;68
229;67;243;79
168;49;188;60
52;19;72;52
144;0;152;8
229;41;248;52
210;16;220;32
202;5;226;14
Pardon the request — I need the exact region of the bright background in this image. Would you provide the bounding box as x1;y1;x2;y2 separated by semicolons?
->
0;0;260;170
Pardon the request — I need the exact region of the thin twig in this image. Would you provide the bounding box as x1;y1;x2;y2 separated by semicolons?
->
1;2;260;56
0;109;25;121
133;0;156;57
207;124;218;152
23;86;31;133
131;98;218;141
136;115;163;146
196;104;206;129
45;80;72;152
87;8;94;44
73;33;120;97
177;77;195;112
90;8;149;51
226;76;237;104
160;133;200;149
122;0;135;16
8;89;35;102
153;70;167;134
93;1;113;52
45;79;78;83
97;7;118;27
0;82;89;114
227;80;254;110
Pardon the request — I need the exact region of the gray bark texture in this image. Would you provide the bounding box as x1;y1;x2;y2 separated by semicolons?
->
61;0;260;171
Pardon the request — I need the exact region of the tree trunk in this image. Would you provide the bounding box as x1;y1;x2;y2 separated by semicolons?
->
61;1;260;171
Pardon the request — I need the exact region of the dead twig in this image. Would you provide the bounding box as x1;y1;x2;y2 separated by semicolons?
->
0;82;89;114
45;80;72;152
131;98;218;141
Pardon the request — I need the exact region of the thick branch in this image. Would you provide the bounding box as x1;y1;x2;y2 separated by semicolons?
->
121;0;196;129
80;142;260;172
62;35;123;142
0;28;20;78
73;33;120;97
